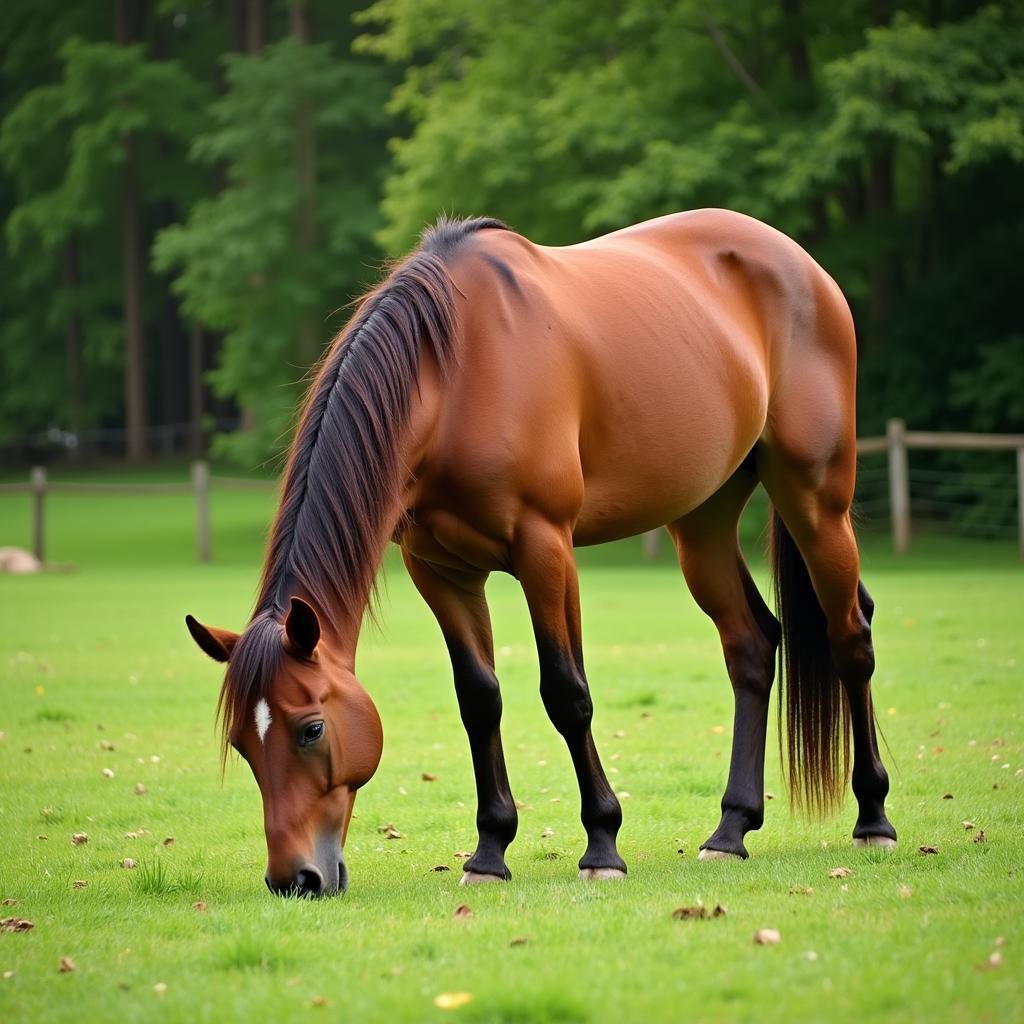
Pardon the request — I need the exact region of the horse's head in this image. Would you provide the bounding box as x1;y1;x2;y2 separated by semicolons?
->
185;598;382;897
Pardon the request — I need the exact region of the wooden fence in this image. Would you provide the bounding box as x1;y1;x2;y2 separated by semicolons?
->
2;418;1023;563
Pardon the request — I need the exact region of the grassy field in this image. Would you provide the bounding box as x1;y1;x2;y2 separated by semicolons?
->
0;472;1021;1023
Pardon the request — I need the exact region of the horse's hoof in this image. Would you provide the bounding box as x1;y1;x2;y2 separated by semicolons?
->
698;848;742;861
459;870;507;885
578;867;626;881
853;835;897;848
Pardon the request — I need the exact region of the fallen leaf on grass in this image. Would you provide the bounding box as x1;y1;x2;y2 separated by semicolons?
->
193;902;207;912
1;898;17;906
788;886;814;896
434;992;473;1009
452;904;473;919
942;793;954;800
1;918;34;932
153;982;167;995
976;952;1003;972
671;903;726;920
307;996;329;1007
420;772;437;782
377;824;403;840
2;971;13;980
162;837;175;847
509;936;529;946
541;827;553;838
962;821;975;830
99;740;115;751
974;829;987;844
72;880;87;889
121;858;136;869
37;835;48;841
101;768;115;779
133;784;146;796
452;851;472;860
754;929;781;945
764;792;776;801
432;865;451;872
899;885;912;899
58;957;75;973
828;867;853;879
918;845;939;855
71;833;88;846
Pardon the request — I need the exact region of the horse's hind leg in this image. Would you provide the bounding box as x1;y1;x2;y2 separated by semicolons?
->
403;551;519;882
513;515;626;879
668;470;781;860
759;445;897;847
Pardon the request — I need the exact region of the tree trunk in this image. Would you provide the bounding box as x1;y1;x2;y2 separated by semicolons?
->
116;0;147;460
291;0;319;368
63;239;84;460
188;324;205;456
867;149;894;325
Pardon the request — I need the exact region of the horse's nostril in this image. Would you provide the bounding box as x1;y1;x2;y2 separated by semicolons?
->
296;867;323;896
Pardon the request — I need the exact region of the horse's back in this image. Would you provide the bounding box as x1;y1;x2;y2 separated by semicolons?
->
431;210;854;546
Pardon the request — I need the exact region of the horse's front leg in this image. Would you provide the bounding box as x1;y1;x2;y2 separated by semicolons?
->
403;552;518;883
513;516;626;879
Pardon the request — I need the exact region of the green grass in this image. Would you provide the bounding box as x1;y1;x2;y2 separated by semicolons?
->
0;472;1021;1023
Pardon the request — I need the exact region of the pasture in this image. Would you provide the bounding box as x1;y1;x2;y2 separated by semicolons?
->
0;474;1021;1023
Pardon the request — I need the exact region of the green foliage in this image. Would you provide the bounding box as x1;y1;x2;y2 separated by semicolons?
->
153;36;392;464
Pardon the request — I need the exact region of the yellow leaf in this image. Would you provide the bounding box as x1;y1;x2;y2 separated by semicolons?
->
434;992;473;1009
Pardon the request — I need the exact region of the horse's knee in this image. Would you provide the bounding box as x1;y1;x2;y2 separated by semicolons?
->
830;616;875;684
722;629;777;697
450;645;503;731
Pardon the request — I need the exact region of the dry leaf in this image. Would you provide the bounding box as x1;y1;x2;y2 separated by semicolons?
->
1;917;34;932
509;936;529;946
962;821;975;830
420;772;437;782
432;865;451;872
754;929;781;945
453;851;472;860
942;793;954;800
1;899;17;906
193;901;207;912
153;982;167;995
308;996;328;1007
671;903;723;920
514;799;527;809
899;885;912;899
37;835;48;841
828;867;854;879
101;768;115;779
434;992;473;1009
58;957;76;973
162;837;175;847
70;832;88;846
100;740;115;751
988;952;1003;968
133;784;146;796
788;886;814;896
541;827;553;838
764;792;776;801
452;904;473;919
377;824;403;840
712;903;727;917
918;845;939;855
72;880;87;889
613;730;626;738
974;829;987;844
121;858;137;869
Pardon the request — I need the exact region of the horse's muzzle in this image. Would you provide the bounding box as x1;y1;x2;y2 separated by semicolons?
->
265;846;348;898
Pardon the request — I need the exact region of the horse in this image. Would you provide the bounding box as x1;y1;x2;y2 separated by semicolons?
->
186;209;897;897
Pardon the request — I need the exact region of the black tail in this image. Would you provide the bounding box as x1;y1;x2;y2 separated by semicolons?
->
770;507;850;816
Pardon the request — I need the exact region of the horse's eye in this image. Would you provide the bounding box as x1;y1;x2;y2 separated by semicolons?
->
300;721;324;747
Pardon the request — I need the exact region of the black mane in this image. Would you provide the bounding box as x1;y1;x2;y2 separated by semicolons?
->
217;216;507;750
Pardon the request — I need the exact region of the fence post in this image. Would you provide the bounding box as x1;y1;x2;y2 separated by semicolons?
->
31;466;46;563
887;417;910;554
1017;447;1024;561
193;460;211;563
642;529;661;560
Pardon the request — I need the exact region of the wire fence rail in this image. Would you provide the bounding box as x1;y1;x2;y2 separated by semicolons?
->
2;418;1023;563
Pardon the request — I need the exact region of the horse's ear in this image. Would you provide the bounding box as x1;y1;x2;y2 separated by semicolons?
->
185;614;239;663
285;597;320;659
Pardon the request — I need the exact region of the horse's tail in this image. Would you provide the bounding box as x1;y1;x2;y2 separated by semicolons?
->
770;507;850;816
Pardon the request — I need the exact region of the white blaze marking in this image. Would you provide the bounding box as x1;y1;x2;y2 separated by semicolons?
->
254;699;272;744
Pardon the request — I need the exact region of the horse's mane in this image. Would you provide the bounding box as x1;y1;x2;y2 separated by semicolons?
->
217;216;508;755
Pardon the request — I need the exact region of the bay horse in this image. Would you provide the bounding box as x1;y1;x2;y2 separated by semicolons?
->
186;209;897;896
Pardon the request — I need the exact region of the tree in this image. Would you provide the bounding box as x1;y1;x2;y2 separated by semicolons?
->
154;21;393;465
